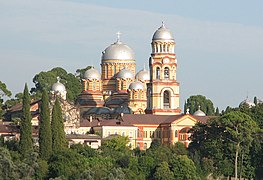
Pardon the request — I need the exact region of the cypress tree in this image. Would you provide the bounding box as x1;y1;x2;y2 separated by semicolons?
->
39;89;52;160
215;107;220;116
51;98;67;152
19;83;33;157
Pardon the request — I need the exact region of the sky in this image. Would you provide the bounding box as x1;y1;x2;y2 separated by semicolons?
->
0;0;263;111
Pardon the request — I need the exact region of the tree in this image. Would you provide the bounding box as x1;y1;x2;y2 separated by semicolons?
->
31;67;82;102
39;89;52;160
185;95;215;115
153;161;174;180
215;107;220;116
0;81;12;118
48;149;88;179
189;111;260;179
19;83;33;157
218;111;259;179
51;98;67;152
170;155;198;180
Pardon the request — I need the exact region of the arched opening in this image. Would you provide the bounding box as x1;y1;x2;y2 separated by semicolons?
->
163;90;170;109
156;67;160;79
93;82;96;91
164;67;169;79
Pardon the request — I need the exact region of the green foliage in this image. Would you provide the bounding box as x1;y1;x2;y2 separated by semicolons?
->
0;147;17;179
185;95;215;115
101;135;129;153
189;111;260;179
51;98;67;153
170;155;198;180
170;142;188;156
70;143;97;158
215;107;220;116
39;89;52;160
153;161;174;180
19;83;33;157
0;80;12;118
48;149;89;179
31;67;82;102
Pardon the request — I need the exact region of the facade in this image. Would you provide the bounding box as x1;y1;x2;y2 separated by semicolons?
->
78;22;181;117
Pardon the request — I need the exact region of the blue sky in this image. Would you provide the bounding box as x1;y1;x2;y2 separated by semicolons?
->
0;0;263;111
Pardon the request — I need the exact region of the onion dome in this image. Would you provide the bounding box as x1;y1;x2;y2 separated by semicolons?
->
129;81;144;90
84;67;101;80
101;33;135;61
116;68;134;80
52;77;66;92
239;98;255;108
152;22;174;41
193;106;206;116
135;68;150;81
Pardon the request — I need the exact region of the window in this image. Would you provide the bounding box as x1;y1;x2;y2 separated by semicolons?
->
121;81;124;90
108;131;110;136
164;67;169;79
122;132;126;136
156;67;160;79
93;82;96;91
114;66;116;74
163;90;170;109
115;131;118;135
129;131;133;138
175;130;178;137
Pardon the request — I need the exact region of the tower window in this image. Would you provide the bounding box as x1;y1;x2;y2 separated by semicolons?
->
164;67;169;79
163;90;170;109
114;66;116;74
93;82;96;91
156;67;160;79
121;81;124;90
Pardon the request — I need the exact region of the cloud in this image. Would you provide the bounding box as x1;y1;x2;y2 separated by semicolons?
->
0;0;262;109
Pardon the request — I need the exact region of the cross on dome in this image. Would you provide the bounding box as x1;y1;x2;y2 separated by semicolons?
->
57;76;61;82
116;31;121;42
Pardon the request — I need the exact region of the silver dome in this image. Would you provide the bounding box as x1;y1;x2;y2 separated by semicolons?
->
129;81;144;90
102;40;135;61
135;68;150;81
52;80;66;92
193;109;206;116
84;67;101;80
152;22;174;41
116;68;134;80
240;98;256;108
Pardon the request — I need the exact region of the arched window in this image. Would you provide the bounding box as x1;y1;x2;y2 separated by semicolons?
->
121;81;124;90
163;90;170;109
164;67;169;79
113;66;116;74
93;82;96;91
156;67;160;79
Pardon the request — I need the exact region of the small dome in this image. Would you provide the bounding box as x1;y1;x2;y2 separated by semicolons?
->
240;98;256;108
102;40;135;61
152;22;174;41
52;77;66;92
193;106;206;116
84;67;101;80
116;68;134;80
135;68;150;81
129;81;144;90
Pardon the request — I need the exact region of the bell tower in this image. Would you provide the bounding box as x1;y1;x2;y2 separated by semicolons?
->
146;23;181;115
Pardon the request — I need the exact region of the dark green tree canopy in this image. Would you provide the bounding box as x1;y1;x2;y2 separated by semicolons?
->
31;67;82;102
185;95;215;115
19;84;33;157
39;89;52;160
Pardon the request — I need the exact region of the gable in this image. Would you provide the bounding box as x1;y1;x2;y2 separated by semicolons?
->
172;115;198;126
